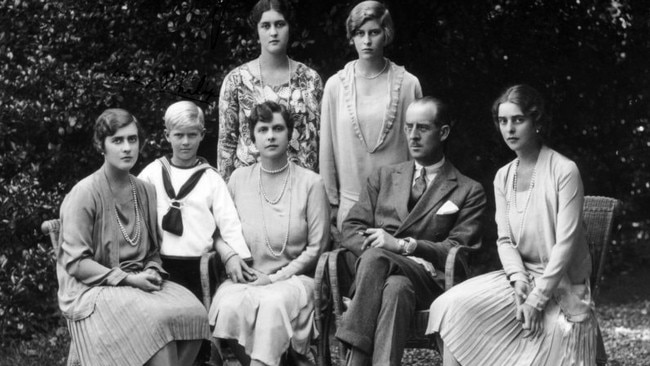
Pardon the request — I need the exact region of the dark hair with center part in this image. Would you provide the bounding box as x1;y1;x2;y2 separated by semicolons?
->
248;101;293;143
492;84;549;134
249;0;294;31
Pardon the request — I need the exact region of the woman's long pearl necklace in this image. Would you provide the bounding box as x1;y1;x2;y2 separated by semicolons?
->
506;159;536;248
114;177;142;246
258;162;291;205
258;163;292;257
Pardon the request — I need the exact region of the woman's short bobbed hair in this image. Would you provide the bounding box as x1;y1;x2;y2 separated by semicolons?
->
249;0;294;30
248;101;293;143
346;1;395;46
492;84;549;132
93;108;145;153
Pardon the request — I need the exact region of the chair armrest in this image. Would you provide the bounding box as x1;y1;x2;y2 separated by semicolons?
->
200;251;224;310
314;251;331;333
444;245;479;290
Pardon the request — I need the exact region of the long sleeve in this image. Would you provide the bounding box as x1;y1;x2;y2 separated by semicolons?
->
59;184;127;286
217;70;240;180
211;173;252;259
318;76;340;207
269;178;330;282
494;165;529;283
139;184;166;275
341;168;380;257
414;78;423;100
526;161;585;310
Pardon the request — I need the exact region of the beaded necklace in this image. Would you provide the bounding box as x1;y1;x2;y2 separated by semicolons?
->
260;161;289;174
114;177;142;246
258;164;292;257
355;57;389;79
258;162;291;205
506;159;536;248
258;57;292;101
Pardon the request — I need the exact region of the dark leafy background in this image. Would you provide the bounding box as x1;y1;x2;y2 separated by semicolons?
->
1;0;648;344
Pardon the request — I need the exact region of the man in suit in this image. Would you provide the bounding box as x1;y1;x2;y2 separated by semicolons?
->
336;97;487;366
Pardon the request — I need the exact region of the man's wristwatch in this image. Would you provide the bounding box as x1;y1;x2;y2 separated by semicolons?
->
402;238;418;255
399;238;417;255
398;239;407;254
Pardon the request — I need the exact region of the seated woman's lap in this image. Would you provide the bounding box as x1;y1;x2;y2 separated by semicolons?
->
68;281;208;366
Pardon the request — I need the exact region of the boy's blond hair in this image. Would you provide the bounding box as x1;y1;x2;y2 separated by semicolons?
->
164;101;205;131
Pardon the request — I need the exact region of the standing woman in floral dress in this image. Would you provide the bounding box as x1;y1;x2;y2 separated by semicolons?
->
319;0;422;229
217;0;323;180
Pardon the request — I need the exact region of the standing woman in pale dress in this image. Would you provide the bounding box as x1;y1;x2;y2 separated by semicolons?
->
217;0;323;180
427;85;597;365
209;101;330;366
56;109;209;366
319;0;422;229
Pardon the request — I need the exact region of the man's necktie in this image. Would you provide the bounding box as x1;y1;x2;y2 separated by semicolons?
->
408;168;427;211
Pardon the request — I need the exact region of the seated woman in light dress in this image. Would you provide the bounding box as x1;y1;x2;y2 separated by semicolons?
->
209;101;330;366
427;85;597;366
56;108;209;366
319;0;422;229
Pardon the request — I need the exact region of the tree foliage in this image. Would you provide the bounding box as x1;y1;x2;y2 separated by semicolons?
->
1;0;648;343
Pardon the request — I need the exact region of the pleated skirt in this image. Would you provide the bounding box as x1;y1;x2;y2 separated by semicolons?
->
67;281;210;366
427;270;597;366
208;275;316;366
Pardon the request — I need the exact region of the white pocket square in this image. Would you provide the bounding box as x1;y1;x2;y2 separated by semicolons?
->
436;200;459;215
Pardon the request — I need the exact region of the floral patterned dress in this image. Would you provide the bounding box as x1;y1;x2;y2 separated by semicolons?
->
217;60;323;180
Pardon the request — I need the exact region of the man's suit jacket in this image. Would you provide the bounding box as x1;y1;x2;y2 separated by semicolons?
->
342;159;486;289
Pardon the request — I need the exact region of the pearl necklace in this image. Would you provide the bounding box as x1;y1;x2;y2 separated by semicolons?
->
258;164;292;257
258;57;292;101
355;58;389;79
506;159;536;248
114;177;142;246
260;161;289;174
258;162;291;205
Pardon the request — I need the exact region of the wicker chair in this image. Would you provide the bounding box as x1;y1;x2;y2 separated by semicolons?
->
40;219;221;366
314;195;621;366
583;196;622;366
313;227;479;366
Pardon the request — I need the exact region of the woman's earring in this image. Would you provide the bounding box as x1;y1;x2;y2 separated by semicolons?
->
536;129;540;134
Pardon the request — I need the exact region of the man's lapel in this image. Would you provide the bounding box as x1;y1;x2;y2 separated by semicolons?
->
392;162;414;223
396;162;458;235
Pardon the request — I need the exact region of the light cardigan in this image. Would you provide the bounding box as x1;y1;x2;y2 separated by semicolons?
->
319;60;422;227
56;168;166;320
495;145;593;321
